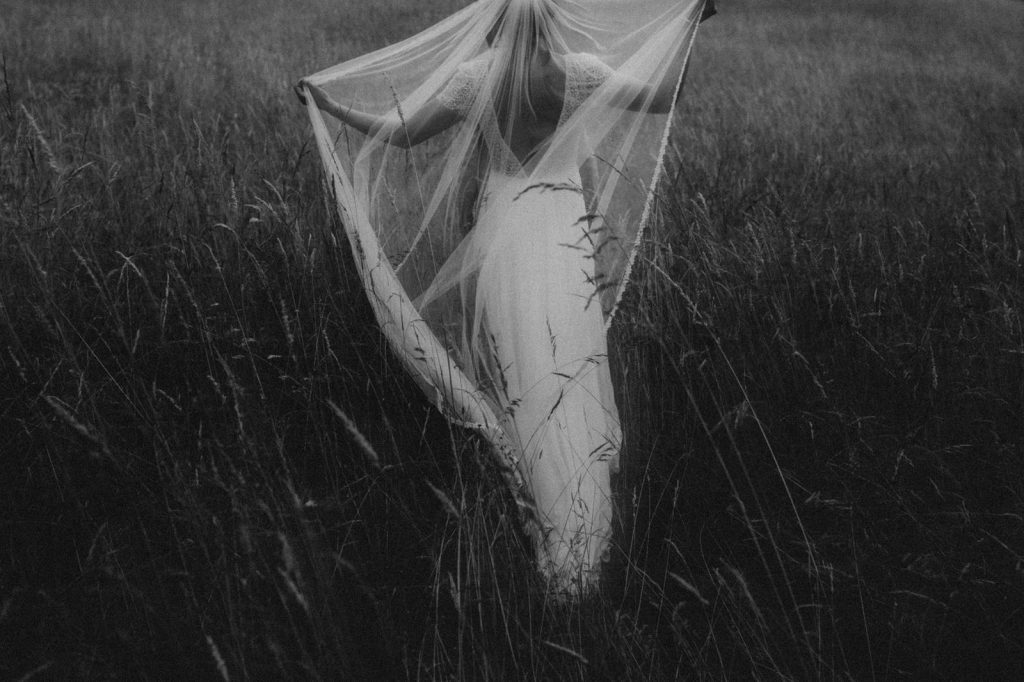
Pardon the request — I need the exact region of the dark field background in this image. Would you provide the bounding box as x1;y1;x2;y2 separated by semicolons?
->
2;0;1023;679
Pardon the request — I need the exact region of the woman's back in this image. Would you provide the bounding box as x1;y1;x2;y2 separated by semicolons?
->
441;50;613;168
502;53;566;160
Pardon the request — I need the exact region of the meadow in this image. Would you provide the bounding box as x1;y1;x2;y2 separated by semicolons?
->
1;0;1022;678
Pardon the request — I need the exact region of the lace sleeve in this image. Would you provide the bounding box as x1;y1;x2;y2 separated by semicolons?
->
437;57;489;116
562;52;615;122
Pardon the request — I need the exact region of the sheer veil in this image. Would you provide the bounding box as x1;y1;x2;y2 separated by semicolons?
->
302;0;711;592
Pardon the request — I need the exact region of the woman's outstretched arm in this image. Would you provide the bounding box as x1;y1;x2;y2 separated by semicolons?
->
298;80;461;149
614;0;716;113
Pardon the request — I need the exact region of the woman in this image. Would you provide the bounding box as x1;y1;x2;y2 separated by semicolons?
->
298;0;712;596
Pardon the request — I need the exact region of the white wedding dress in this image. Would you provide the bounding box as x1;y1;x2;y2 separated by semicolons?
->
472;166;621;589
415;53;622;591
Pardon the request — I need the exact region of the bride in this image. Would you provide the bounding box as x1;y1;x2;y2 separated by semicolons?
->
298;0;713;595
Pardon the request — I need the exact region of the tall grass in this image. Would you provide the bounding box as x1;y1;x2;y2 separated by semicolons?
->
1;0;1022;678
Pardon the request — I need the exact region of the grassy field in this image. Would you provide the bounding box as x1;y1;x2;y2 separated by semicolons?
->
1;0;1023;678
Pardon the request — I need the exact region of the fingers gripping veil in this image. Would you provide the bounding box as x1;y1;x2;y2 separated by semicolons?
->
302;0;711;594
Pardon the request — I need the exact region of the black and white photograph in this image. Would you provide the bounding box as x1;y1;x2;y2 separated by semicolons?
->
1;0;1022;678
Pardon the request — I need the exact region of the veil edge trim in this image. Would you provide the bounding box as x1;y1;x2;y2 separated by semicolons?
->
603;0;708;330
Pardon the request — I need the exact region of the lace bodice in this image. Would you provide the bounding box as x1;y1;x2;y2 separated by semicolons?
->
559;52;614;125
436;54;492;116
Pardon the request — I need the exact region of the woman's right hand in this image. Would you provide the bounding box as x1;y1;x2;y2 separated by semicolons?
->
297;80;336;113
